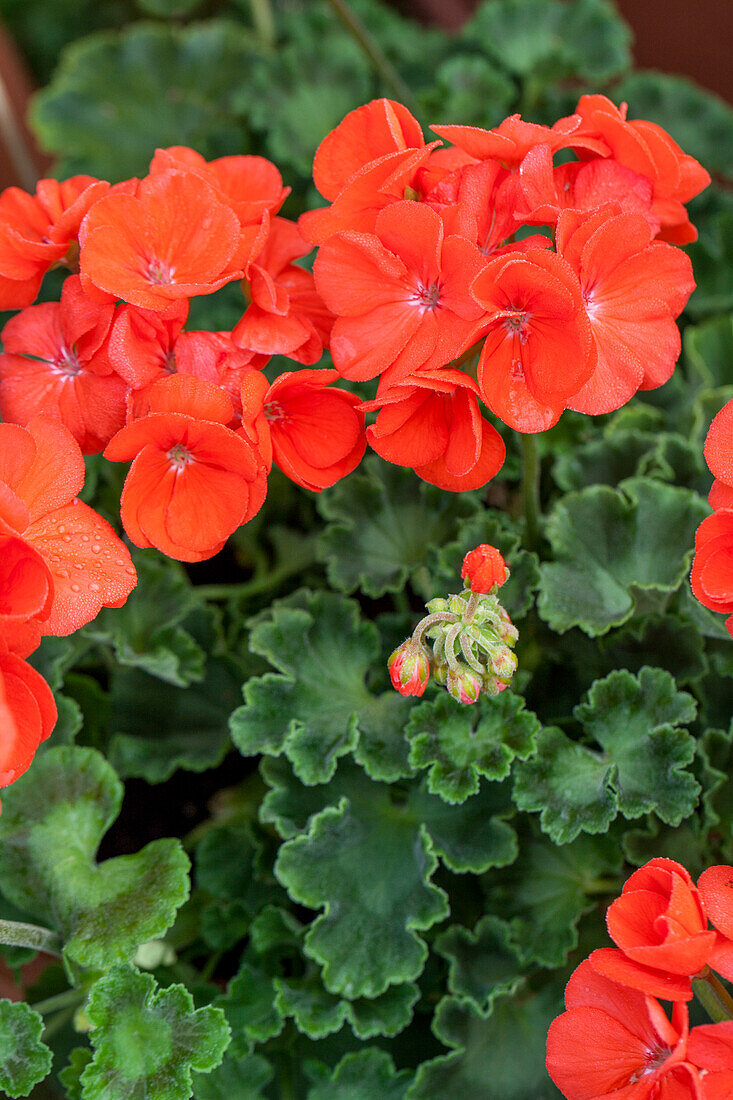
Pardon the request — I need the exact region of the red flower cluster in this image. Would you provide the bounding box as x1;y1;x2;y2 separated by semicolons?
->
308;94;704;477
691;400;733;633
0;417;136;789
547;858;733;1098
0;150;366;562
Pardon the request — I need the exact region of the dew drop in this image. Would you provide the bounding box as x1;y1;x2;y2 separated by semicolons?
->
58;525;66;534
73;563;83;570
125;566;136;576
81;534;90;542
89;582;101;592
115;559;125;566
63;534;72;543
91;543;101;554
70;583;80;592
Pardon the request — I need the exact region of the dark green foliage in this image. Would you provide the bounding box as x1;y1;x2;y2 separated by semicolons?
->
0;1001;52;1098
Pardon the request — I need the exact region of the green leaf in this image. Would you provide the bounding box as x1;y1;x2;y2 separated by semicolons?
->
687;213;733;317
137;0;202;15
0;1000;52;1098
81;965;230;1099
416;56;514;131
107;654;241;783
230;590;413;784
271;762;516;999
275;974;419;1041
486;832;623;967
215;963;284;1054
552;431;704;494
615;71;733;177
405;692;540;802
84;556;205;687
435;916;524;1008
31;21;259;179
307;1049;412;1100
317;457;479;598
192;1050;273;1100
537;478;708;636
409;987;563;1099
60;1048;93;1100
685;315;733;389
0;747;190;970
697;722;733;845
514;668;700;843
460;0;630;82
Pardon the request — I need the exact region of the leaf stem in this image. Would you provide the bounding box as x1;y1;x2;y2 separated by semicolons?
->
324;0;417;112
0;919;62;957
248;0;275;46
520;432;542;552
193;553;316;601
692;967;733;1023
31;987;86;1016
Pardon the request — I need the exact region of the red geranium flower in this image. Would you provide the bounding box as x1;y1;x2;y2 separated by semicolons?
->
691;511;733;637
314;200;486;384
461;544;508;593
0;275;126;453
704;399;733;510
105;375;268;561
0;645;56;787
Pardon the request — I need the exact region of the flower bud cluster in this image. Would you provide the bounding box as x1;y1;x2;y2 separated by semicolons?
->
388;545;517;705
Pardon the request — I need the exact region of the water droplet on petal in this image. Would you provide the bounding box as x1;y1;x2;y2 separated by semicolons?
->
63;534;72;543
89;582;101;592
70;583;80;592
92;544;101;554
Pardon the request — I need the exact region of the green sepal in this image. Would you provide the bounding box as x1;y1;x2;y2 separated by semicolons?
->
537;478;708;636
513;668;699;843
408;987;563;1099
306;1049;413;1100
0;1000;52;1098
405;692;540;803
317;457;478;598
80;965;230;1099
230;590;413;784
0;747;190;970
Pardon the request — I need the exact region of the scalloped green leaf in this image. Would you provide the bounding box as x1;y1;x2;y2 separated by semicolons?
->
192;1050;273;1100
60;1048;93;1100
216;962;284;1054
307;1049;412;1100
405;692;540;802
435;916;524;1009
408;988;563;1099
317;457;479;598
698;722;733;844
0;747;190;970
84;556;205;687
616;71;733;177
537;478;708;636
485;833;624;967
81;965;230;1100
271;762;516;999
514;668;700;843
460;0;630;82
685;315;733;389
687;212;733;317
275;974;419;1041
230;590;413;784
552;431;703;494
0;1000;52;1098
31;20;260;179
416;56;515;131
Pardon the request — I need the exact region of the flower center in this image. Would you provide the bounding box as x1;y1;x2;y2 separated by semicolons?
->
146;258;175;285
55;346;82;377
264;401;286;422
412;281;441;313
503;312;530;343
167;443;193;470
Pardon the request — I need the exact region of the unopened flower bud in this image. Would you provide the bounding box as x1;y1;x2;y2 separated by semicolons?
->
447;665;482;705
492;646;518;681
388;639;431;697
461;544;508;594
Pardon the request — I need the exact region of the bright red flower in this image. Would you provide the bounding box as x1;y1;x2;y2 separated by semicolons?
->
0;534;53;639
432;112;606;169
687;1022;733;1100
232;217;334;364
555;206;694;415
240;368;365;492
461;544;508;593
0;275;126;453
0;646;56;787
388;638;430;698
314;201;486;385
79;171;250;310
568;95;711;243
546;958;700;1100
106;301;189;390
704;400;733;510
690;510;733;637
105;375;268;562
0;175;109;309
471;248;595;432
0;417;137;636
149;146;289;226
362;369;505;491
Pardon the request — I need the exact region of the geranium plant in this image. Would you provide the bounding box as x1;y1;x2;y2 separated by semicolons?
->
0;0;731;1096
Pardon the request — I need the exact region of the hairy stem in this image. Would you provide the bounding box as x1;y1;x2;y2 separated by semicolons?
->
0;919;62;957
520;432;542;552
692;967;733;1023
324;0;416;111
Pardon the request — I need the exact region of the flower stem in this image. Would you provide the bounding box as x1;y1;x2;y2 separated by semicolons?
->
248;0;275;46
520;432;542;552
324;0;417;112
692;967;733;1023
31;988;86;1016
0;919;62;957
